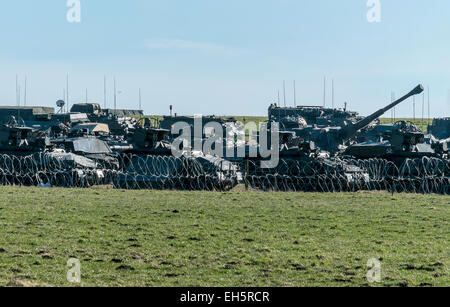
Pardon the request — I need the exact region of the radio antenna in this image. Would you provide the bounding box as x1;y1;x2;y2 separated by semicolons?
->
16;74;21;122
391;92;396;123
293;80;297;107
283;80;286;107
139;88;142;110
24;76;27;106
427;86;430;125
104;75;107;110
422;91;425;126
66;74;69;113
16;75;19;106
332;79;335;109
114;77;117;112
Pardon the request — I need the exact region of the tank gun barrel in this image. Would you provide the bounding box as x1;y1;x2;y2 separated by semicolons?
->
341;84;424;139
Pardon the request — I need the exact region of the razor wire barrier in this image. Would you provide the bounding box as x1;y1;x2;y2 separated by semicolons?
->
113;154;238;191
242;158;368;193
0;153;448;194
242;157;450;195
0;153;238;191
0;153;119;188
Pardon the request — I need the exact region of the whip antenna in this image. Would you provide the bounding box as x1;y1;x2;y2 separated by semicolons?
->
293;80;297;107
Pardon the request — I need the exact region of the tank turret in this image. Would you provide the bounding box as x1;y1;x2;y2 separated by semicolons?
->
343;120;447;162
291;85;425;154
340;84;424;140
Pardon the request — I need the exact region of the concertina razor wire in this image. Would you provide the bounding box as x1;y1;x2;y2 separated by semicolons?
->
0;153;448;194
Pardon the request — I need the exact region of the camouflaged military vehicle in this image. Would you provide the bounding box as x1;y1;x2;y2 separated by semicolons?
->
268;104;366;129
69;103;143;136
344;120;448;162
269;85;425;155
0;116;50;154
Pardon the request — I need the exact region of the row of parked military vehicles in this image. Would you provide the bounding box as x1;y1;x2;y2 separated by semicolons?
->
0;84;448;192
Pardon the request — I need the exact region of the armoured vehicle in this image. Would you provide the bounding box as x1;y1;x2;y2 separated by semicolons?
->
69;103;142;136
0;117;50;154
160;115;245;151
0;115;114;177
351;118;449;156
69;123;110;137
51;113;89;126
69;103;144;120
241;84;428;192
125;126;172;155
70;103;103;115
428;117;450;139
281;85;426;155
268;104;366;129
0;106;55;123
0;106;91;138
104;109;144;117
50;136;119;167
51;136;112;156
239;126;371;192
160;115;238;133
354;122;398;143
344;120;448;163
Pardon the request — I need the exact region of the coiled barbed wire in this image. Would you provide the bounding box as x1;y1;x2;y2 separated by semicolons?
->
0;153;447;194
0;152;119;188
113;154;238;191
0;153;238;191
242;157;449;195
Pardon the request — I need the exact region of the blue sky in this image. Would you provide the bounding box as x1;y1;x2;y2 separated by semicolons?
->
0;0;449;117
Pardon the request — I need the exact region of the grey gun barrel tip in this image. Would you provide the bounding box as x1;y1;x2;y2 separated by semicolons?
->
412;84;424;95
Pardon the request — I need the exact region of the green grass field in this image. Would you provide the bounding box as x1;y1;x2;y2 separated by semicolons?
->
380;118;431;133
0;187;448;287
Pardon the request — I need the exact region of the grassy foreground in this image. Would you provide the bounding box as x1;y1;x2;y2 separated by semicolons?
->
0;187;448;287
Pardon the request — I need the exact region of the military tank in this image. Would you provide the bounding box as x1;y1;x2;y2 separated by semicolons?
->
275;85;426;155
343;120;448;163
240;84;443;193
